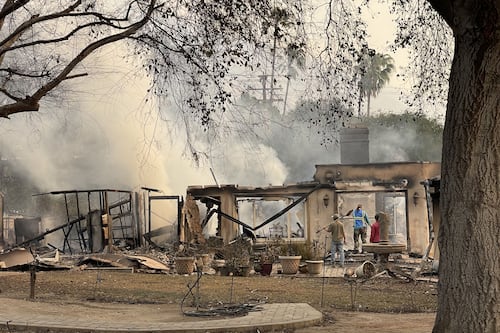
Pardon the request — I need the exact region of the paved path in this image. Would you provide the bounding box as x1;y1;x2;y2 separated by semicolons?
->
0;298;322;332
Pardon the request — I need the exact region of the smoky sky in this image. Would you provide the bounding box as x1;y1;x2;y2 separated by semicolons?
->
0;45;440;204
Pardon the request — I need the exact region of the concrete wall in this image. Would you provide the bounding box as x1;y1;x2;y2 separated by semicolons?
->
184;162;441;256
314;162;441;254
305;188;335;253
219;189;240;244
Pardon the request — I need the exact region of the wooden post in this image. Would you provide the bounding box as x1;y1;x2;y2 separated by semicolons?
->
29;263;36;300
104;192;113;252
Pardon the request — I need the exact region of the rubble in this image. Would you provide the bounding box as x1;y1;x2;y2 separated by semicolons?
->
0;248;34;269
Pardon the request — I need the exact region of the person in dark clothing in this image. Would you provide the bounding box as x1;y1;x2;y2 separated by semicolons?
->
326;213;346;267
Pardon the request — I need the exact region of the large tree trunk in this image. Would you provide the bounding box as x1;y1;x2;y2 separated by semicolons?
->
430;1;500;332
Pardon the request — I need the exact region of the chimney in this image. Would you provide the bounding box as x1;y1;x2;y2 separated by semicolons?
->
340;127;369;164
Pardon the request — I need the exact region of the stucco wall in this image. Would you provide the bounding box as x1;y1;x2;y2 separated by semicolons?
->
314;162;441;255
184;162;441;256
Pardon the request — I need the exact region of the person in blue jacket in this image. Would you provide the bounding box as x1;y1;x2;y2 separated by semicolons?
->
352;204;370;253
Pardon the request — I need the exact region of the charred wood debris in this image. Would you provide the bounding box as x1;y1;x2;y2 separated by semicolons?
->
0;235;256;275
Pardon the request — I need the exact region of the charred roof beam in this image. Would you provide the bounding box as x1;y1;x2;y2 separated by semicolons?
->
215;183;325;232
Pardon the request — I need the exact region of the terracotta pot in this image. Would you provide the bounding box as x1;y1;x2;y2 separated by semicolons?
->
196;253;210;266
201;254;211;266
175;257;195;275
355;261;376;278
278;256;302;274
305;260;324;275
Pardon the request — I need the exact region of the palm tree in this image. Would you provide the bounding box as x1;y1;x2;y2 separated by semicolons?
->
358;53;395;117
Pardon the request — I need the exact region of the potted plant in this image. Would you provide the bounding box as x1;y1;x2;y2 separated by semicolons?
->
254;238;284;276
224;256;252;277
174;244;196;275
305;240;325;275
218;238;253;276
257;251;275;276
278;240;302;275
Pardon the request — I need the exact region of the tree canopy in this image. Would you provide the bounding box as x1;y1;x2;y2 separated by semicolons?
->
0;1;451;139
358;52;395;117
365;112;443;162
0;0;159;118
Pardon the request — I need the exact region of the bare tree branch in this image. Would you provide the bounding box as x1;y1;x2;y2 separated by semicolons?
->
0;0;142;53
0;1;82;50
0;87;23;101
0;67;50;78
2;21;135;56
0;0;30;26
0;0;161;118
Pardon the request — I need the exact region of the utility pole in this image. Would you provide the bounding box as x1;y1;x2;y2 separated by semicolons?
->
269;18;278;103
251;75;282;103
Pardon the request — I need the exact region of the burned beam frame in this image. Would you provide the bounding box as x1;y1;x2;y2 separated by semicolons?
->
186;183;330;243
6;189;140;254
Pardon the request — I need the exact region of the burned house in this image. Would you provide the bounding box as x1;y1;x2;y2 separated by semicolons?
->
180;127;442;259
0;189;182;256
181;161;441;258
1;127;442;264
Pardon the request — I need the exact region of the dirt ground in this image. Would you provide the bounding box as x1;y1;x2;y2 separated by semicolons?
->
0;268;438;332
298;311;435;333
